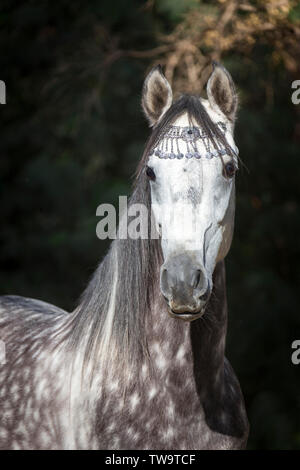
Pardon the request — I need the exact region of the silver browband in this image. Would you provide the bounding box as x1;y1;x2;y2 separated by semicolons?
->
150;124;238;160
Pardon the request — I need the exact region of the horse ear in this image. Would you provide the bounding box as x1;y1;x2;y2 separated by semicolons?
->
142;65;173;127
207;62;238;122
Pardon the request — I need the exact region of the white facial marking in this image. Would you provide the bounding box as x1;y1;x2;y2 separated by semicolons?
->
148;102;238;311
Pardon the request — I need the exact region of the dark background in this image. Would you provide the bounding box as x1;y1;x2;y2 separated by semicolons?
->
1;0;300;449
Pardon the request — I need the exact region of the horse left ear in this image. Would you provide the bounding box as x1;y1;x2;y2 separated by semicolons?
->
207;62;238;122
142;65;173;127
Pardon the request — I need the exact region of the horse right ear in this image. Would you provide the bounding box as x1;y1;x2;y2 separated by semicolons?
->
206;62;238;122
142;65;173;127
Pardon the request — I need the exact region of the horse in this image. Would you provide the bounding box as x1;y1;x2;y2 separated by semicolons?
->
0;63;249;450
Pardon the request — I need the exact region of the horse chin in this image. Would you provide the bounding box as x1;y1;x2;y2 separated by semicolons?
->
168;308;205;322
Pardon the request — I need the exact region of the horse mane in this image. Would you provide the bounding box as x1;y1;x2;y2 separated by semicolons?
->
66;94;234;382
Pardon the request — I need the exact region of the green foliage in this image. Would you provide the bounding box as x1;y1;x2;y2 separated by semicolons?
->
289;2;300;22
156;0;199;22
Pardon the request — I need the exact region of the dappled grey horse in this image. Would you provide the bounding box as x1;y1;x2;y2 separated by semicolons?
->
0;63;249;449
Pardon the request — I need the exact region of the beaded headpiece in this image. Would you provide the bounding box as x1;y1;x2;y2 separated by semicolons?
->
149;122;237;160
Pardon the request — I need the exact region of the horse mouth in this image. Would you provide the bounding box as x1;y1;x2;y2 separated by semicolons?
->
169;308;204;321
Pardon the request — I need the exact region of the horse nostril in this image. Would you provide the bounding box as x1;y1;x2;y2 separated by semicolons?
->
161;268;168;283
193;270;201;289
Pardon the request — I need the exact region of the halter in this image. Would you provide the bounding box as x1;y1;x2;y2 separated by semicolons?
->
150;123;237;160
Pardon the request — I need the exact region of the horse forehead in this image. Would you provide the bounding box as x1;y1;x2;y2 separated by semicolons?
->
152;156;219;184
149;155;222;204
153;158;203;188
171;102;223;126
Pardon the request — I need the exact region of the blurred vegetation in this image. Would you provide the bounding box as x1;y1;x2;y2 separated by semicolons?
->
1;0;300;449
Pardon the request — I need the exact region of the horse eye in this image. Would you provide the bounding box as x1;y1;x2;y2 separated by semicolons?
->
223;162;236;179
146;166;156;181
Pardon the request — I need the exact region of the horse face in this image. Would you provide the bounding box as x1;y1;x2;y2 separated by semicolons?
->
142;64;239;321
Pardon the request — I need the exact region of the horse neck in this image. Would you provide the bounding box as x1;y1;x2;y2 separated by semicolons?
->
191;260;228;399
146;260;227;393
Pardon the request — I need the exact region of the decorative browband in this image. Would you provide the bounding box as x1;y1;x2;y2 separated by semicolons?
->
149;123;237;160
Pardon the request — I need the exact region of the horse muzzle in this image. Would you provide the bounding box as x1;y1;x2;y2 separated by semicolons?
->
160;252;211;321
